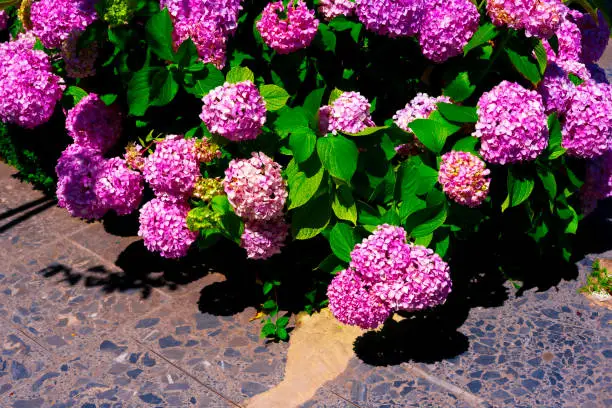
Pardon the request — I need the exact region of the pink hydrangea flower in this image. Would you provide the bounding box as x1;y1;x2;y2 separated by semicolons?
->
319;91;375;135
30;0;98;49
438;151;491;207
223;152;287;221
138;195;198;259
474;81;549;164
65;94;122;153
393;93;451;133
538;62;575;114
561;81;612;159
487;0;564;39
143;135;201;197
241;218;289;260
318;0;355;21
419;0;479;63
61;32;97;79
0;33;63;129
355;0;424;38
256;1;319;54
200;81;267;142
95;158;144;216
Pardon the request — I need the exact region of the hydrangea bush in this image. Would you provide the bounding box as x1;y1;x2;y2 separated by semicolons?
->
0;0;611;340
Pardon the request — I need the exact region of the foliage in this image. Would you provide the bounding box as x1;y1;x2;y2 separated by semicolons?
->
580;260;611;296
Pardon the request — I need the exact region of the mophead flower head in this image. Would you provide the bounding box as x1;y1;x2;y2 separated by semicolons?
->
61;32;98;79
95;157;144;216
195;138;222;163
30;0;98;49
439;151;491;207
320;91;375;135
474;81;549;164
256;1;319;54
200;81;267;142
318;0;355;21
193;177;224;202
538;62;575;114
241;217;289;260
419;0;479;63
487;0;564;39
66;93;122;153
143;135;201;197
393;93;451;133
223;152;287;221
138;195;198;259
355;0;424;38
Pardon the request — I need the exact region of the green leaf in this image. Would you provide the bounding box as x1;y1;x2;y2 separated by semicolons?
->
546;114;565;160
150;69;178;107
443;72;476;102
415;233;433;247
289;127;317;163
145;8;175;61
416;163;438;195
407;195;448;238
463;23;498;55
175;38;199;68
505;47;542;86
504;167;535;211
332;185;358;225
436;103;478;123
261;323;276;337
100;94;118;106
263;282;274;295
452;136;479;154
64;86;88;104
260;84;290;111
537;167;557;201
328;88;343;105
534;41;548;75
329;223;359;262
184;65;225;98
317;24;337;52
277;316;290;327
274;107;309;138
127;68;157;116
435;232;450;258
344;126;389;137
263;299;277;309
317;136;359;183
276;326;288;340
328;17;362;42
409;111;461;153
292;194;332;240
568;73;584;86
303;88;325;129
287;161;325;210
226;66;255;84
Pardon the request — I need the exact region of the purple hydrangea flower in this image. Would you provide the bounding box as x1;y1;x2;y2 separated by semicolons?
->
95;157;144;216
438;151;491;207
143;135;201;197
419;0;479;63
200;81;267;142
355;0;424;38
61;32;97;79
0;10;8;31
487;0;564;39
241;218;289;260
581;150;612;215
538;62;575;114
138;195;198;259
65;93;122;153
0;33;64;129
319;91;375;135
574;9;609;63
30;0;98;49
223;152;287;221
561;81;612;159
474;81;549;164
256;0;319;54
318;0;355;21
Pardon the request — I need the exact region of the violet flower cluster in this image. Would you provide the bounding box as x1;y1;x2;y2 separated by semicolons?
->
61;32;98;79
256;1;319;54
66;94;122;153
95;157;144;216
355;0;423;38
487;0;564;39
0;33;63;129
200;81;267;142
418;0;479;63
160;0;242;68
319;92;375;135
328;225;452;329
581;150;612;215
30;0;98;49
439;151;491;207
241;218;289;260
474;81;549;164
318;0;355;21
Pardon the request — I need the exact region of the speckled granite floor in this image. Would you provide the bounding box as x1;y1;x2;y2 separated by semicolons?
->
0;49;611;408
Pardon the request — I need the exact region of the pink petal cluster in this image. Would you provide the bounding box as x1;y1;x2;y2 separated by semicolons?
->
581;150;612;215
30;0;98;49
538;62;575;114
138;196;198;259
319;91;375;135
223;152;287;221
200;81;267;142
0;33;63;129
241;218;289;260
256;1;319;54
355;0;423;38
574;10;609;63
0;10;8;31
328;225;452;329
474;81;549;164
561;81;612;159
393;93;450;133
419;0;479;63
487;0;564;39
438;151;491;207
95;157;144;216
61;32;98;79
143;135;201;197
318;0;355;21
66;94;122;153
159;0;242;68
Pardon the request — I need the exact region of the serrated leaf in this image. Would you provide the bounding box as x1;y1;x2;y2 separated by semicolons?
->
534;41;548;75
504;167;535;211
184;65;225;98
452;136;479;154
328;88;343;105
329;223;359;262
505;47;542;86
274;107;309;138
226;66;255;84
409;111;461;153
288;162;325;210
317;136;358;183
145;8;175;61
260;84;290;111
332;185;357;225
64;86;88;104
289;127;317;163
344;126;389;137
127;68;158;116
292;194;331;240
150;69;178;107
317;23;337;52
443;72;476;102
303;88;325;128
464;23;498;55
436;103;478;123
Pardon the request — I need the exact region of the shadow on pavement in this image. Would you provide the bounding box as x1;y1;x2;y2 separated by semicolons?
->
0;197;57;233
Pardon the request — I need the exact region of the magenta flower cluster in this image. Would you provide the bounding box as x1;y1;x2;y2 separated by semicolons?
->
538;62;578;114
241;218;289;260
66;94;122;153
328;225;452;329
30;0;98;49
319;92;375;135
474;81;549;164
355;0;423;38
200;81;267;142
0;33;63;129
439;151;491;207
487;0;564;39
561;81;612;159
256;1;319;54
419;0;479;63
95;158;145;216
160;0;242;68
318;0;355;21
